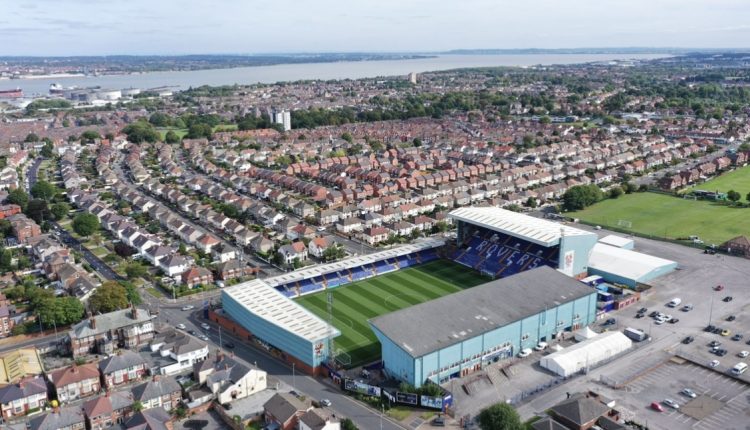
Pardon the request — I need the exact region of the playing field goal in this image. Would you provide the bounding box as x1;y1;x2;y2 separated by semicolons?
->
616;219;632;229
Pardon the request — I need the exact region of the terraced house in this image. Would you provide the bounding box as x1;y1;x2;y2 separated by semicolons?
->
66;306;155;358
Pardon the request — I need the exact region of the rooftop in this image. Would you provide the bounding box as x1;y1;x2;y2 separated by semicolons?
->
369;266;596;358
449;206;593;246
223;280;340;343
69;307;153;340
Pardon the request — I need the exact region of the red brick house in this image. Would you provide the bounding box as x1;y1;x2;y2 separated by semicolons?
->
181;266;213;289
263;393;312;430
48;363;101;404
98;350;148;389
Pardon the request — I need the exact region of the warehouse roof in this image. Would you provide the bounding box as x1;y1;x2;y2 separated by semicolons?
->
369;266;596;358
223;279;340;343
449;207;593;246
588;243;677;282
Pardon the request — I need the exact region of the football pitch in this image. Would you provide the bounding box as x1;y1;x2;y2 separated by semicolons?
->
295;260;489;367
570;191;750;245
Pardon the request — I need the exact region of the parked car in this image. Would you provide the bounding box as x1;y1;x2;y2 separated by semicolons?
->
727;315;736;322
714;285;724;291
188;330;196;335
705;325;716;332
681;304;693;312
635;313;644;319
637;307;648;314
431;417;445;427
201;323;210;330
709;340;721;347
649;311;660;318
710;360;720;368
738;351;749;358
681;388;697;399
176;324;186;330
682;336;694;344
732;334;744;341
223;341;235;349
181;305;195;311
650;402;664;412
663;399;680;409
518;348;533;358
320;399;332;407
723;296;733;302
669;318;679;324
534;342;548;351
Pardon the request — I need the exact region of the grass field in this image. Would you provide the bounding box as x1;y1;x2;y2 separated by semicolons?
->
687;165;750;194
570;192;750;245
295;260;489;367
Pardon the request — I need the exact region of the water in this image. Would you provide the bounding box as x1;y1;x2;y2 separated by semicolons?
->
3;54;668;96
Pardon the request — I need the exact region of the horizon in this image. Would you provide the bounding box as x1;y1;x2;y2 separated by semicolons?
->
4;0;750;56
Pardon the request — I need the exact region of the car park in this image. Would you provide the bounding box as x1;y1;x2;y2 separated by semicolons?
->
681;388;697;398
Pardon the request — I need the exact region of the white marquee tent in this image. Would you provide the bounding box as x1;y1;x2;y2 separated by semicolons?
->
541;331;633;377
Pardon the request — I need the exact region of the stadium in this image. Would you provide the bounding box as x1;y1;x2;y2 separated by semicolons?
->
216;206;674;386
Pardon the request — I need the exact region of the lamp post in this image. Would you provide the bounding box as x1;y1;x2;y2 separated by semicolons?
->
708;293;715;326
292;362;296;391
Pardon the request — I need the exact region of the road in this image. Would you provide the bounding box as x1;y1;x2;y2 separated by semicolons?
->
25;156;123;282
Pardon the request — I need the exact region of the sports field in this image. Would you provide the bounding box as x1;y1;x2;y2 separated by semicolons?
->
570;192;750;245
295;260;489;366
687;165;750;194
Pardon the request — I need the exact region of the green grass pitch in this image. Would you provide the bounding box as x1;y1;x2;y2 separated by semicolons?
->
295;260;489;367
686;165;750;195
569;191;750;245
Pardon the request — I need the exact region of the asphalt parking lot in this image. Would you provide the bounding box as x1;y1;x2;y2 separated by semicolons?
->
620;360;750;430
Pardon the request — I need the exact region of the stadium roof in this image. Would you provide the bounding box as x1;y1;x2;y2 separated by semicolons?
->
588;243;678;282
265;237;444;288
598;235;634;248
369;266;596;358
223;279;340;343
449;207;593;246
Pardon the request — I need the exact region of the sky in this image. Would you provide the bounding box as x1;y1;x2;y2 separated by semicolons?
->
2;0;750;56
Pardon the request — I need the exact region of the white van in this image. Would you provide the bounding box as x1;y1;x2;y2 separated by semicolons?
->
731;362;748;375
668;298;682;307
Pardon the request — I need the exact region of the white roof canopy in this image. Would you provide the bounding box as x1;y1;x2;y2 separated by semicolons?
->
449;206;592;246
541;331;632;377
588;243;677;281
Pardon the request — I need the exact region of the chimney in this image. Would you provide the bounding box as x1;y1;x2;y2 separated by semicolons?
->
152;374;160;382
131;304;138;320
90;317;96;330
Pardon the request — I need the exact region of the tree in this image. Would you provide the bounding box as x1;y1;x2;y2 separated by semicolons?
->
727;189;741;203
36;297;84;328
609;186;624;199
120;281;142;305
562;185;604;211
746;191;750;203
125;262;147;280
80;130;101;143
341;418;359;430
50;202;70;220
31;180;57;201
341;132;353;143
477;403;523;430
123;120;159;143
25;199;51;224
322;244;346;262
178;243;188;255
24;133;40;143
40;141;54;158
89;282;129;313
164;130;180;144
623;182;638;194
132;401;144;413
7;188;29;210
525;197;537;208
72;212;100;238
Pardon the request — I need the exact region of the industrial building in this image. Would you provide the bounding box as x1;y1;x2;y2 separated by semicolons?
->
369;266;598;387
587;243;678;287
